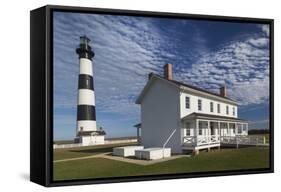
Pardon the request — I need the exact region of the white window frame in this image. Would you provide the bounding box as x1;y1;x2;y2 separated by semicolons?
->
185;122;191;136
198;99;202;111
185;96;190;109
226;105;229;115
242;124;247;132
210;102;214;112
237;124;242;134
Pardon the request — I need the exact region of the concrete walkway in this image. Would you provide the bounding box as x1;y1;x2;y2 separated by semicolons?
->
54;152;190;165
101;154;190;165
53;152;110;163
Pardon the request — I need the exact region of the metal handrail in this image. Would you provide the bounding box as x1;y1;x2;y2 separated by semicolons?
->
162;129;177;158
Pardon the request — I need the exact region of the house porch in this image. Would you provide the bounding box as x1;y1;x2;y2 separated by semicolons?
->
181;113;248;153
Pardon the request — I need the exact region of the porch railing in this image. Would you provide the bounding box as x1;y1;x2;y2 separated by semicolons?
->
182;135;269;147
182;135;220;147
220;135;269;146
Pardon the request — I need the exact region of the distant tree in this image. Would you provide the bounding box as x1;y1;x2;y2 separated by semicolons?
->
248;129;269;135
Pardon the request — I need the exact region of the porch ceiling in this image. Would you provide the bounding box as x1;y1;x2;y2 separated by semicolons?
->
182;112;247;123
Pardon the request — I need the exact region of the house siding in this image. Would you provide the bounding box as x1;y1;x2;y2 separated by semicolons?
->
141;79;182;153
180;92;238;119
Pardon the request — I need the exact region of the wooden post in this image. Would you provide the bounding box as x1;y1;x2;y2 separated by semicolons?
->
234;123;235;137
195;119;198;146
227;122;230;142
218;121;221;142
207;121;208;144
192;149;199;155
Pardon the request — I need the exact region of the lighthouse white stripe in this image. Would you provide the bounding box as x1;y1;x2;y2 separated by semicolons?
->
77;120;97;132
79;58;93;76
78;89;95;105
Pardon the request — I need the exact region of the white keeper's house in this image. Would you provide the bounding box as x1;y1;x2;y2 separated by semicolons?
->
135;64;248;154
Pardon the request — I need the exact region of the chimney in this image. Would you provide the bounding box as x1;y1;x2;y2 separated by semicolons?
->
164;63;173;80
148;72;154;80
220;86;227;97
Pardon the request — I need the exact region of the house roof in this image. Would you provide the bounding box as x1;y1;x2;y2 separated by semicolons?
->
136;74;237;104
133;123;141;128
182;112;247;122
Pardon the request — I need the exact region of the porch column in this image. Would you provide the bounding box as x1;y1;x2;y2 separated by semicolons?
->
207;120;210;144
227;122;229;136
234;123;235;136
218;121;221;141
195;119;199;144
227;122;230;142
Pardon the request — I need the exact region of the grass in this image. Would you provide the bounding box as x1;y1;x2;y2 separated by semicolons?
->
53;146;269;181
53;142;137;161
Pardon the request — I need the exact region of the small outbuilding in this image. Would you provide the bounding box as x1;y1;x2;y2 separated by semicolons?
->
113;146;144;157
135;148;171;160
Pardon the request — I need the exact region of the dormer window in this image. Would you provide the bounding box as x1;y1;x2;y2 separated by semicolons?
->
233;107;235;116
217;103;220;113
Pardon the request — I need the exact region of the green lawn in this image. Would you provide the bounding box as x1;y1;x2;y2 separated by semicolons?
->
54;142;137;161
53;147;269;181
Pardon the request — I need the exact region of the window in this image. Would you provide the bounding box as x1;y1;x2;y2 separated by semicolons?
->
185;97;190;109
217;103;220;113
237;124;242;134
198;121;208;135
185;122;191;136
210;102;214;112
226;105;229;115
229;123;235;134
198;122;203;135
233;107;235;116
198;99;202;111
243;124;247;131
220;122;227;135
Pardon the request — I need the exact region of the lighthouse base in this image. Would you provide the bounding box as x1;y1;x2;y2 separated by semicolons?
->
74;135;105;146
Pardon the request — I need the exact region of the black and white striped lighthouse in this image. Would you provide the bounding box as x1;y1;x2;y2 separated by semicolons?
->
76;36;97;137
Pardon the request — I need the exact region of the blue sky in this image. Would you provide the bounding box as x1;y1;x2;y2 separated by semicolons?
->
53;12;270;140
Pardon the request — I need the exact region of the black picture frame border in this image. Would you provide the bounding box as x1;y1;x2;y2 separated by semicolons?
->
30;4;274;187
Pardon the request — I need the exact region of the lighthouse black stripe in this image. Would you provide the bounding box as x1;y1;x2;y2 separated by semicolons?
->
78;74;94;90
78;52;94;60
77;105;96;120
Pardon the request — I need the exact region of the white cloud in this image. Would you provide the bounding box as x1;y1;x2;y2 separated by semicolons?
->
54;13;168;116
261;25;270;37
248;38;269;47
54;13;270;116
174;25;270;106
